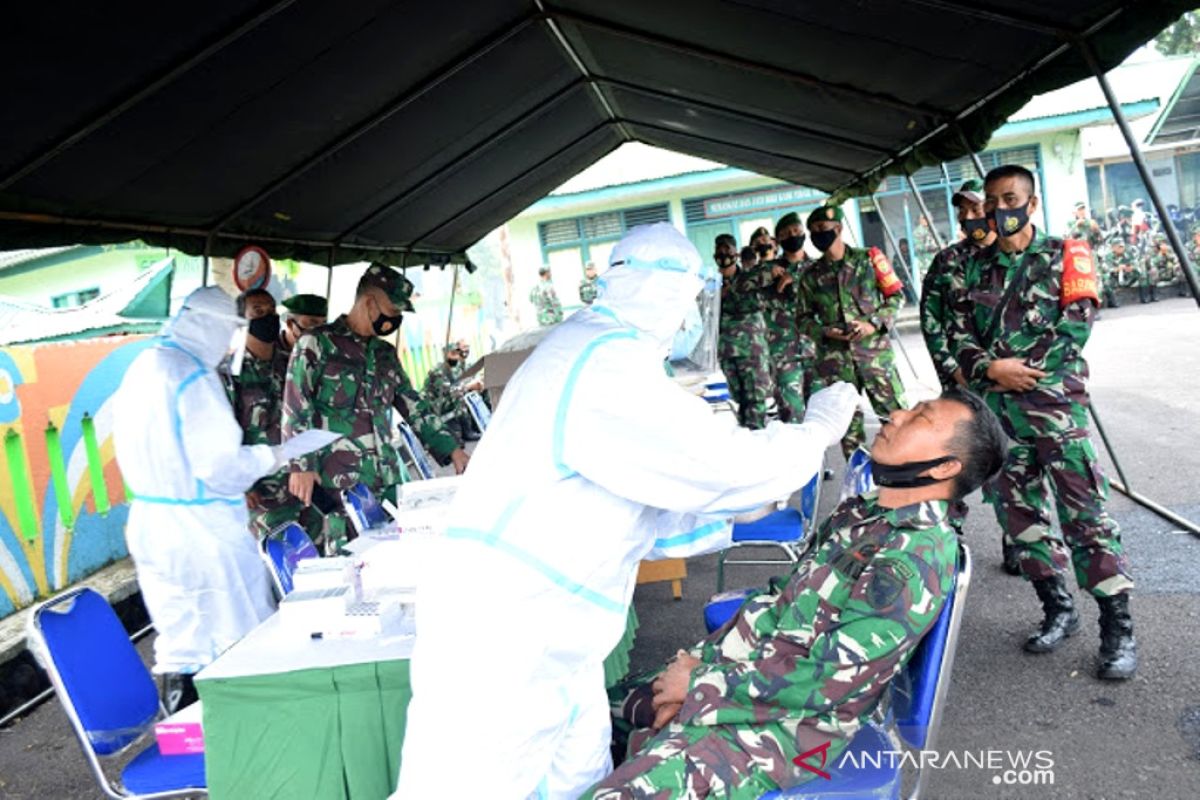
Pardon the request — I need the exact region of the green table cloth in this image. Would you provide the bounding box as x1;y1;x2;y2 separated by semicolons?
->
197;606;638;799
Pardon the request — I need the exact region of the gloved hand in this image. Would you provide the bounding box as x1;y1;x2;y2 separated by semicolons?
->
803;382;860;446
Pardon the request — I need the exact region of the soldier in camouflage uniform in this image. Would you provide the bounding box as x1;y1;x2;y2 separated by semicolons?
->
1066;201;1105;249
579;262;600;305
530;265;564;326
422;342;481;445
1097;237;1129;308
797;204;907;459
1148;235;1189;298
283;264;470;550
946;165;1136;680
913;214;940;267
586;392;1006;799
765;212;817;421
714;234;774;429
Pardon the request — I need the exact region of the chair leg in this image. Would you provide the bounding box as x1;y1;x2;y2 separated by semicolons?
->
672;579;682;600
716;550;727;593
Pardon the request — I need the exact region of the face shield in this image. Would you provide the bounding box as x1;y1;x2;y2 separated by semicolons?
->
667;274;720;374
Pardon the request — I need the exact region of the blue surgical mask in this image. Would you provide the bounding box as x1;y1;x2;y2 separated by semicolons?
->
669;302;704;362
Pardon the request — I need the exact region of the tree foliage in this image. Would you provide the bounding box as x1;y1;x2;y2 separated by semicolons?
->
1156;10;1200;55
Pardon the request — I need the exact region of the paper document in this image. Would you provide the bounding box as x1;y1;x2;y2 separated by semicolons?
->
278;429;342;460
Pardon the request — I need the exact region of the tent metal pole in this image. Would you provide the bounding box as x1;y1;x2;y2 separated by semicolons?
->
868;192;921;382
1079;39;1200;308
904;174;946;252
955;126;988;179
325;248;335;301
201;235;213;287
444;264;460;349
1087;402;1200;538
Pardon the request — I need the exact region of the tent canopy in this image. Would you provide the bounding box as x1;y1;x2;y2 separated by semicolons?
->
0;1;1191;268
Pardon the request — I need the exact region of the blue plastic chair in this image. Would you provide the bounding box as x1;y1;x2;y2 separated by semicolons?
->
716;471;822;592
463;390;492;431
702;545;972;800
342;482;391;535
30;588;207;799
260;522;321;596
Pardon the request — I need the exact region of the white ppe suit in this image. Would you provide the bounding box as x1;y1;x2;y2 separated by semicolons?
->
396;224;858;799
393;226;854;800
113;287;280;673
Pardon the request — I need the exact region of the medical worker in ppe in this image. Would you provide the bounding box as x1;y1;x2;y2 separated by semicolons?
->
396;223;860;799
113;287;326;712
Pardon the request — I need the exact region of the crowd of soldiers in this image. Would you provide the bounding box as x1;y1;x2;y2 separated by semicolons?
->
222;264;474;553
1073;199;1192;305
714;207;906;459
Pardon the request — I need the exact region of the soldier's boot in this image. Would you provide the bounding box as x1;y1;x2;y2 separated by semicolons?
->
1104;288;1120;308
1150;284;1159;302
1138;286;1149;304
1096;593;1138;680
160;672;199;714
1024;576;1080;653
1002;542;1022;576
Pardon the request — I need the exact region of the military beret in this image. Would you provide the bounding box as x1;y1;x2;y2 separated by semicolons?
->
952;179;985;208
281;293;328;317
748;226;771;243
358;262;415;312
714;233;737;248
806;204;844;228
774;212;801;234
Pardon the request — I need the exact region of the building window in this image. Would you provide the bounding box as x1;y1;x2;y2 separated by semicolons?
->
50;288;100;308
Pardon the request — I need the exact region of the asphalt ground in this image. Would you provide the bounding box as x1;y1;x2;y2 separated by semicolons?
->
1;298;1198;799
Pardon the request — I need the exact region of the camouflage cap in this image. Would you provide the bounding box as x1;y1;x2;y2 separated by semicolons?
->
359;262;415;311
952;179;985;208
1074;200;1087;210
444;343;461;355
280;293;328;317
806;204;844;228
774;211;801;234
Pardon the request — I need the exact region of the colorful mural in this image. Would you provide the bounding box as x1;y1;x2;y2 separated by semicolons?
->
0;335;152;618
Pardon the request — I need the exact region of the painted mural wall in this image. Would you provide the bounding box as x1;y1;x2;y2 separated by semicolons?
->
0;335;152;618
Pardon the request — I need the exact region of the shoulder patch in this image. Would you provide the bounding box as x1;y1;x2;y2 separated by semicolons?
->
865;558;914;609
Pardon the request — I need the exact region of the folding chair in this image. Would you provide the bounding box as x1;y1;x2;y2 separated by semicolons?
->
715;470;822;592
397;417;437;480
462;390;491;431
260;522;320;597
342;482;392;535
30;588;207;799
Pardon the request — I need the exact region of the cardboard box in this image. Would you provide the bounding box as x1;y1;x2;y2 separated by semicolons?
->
155;701;204;756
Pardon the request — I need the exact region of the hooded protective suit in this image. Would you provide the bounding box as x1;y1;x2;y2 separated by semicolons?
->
113;287;281;674
395;224;858;799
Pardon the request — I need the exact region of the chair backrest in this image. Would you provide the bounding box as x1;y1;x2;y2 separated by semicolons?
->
397;417;436;480
261;522;320;595
343;483;390;534
840;446;876;502
797;472;821;537
463;390;491;431
892;544;972;751
32;588;159;756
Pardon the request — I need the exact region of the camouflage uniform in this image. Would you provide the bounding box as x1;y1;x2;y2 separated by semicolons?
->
586;494;956;800
946;232;1133;598
422;357;469;446
718;264;775;429
282;316;459;546
1149;249;1188;297
1097;247;1128;308
762;256;816;422
797;245;906;458
914;224;940;266
224;335;315;538
530;278;564;326
1066;216;1104;250
919;240;975;390
579;276;600;305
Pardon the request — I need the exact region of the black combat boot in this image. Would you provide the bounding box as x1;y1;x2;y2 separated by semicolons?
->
1104;288;1120;308
1150;284;1159;302
1024;576;1080;653
1002;542;1022;576
1096;593;1138;680
160;672;199;714
1138;285;1149;304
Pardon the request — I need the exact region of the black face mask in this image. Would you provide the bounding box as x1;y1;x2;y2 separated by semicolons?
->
991;203;1031;238
714;254;737;269
780;234;806;254
871;455;956;489
753;242;772;257
811;229;839;252
248;313;280;344
961;217;992;244
369;299;403;336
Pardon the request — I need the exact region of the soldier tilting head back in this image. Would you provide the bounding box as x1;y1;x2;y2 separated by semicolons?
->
587;390;1005;799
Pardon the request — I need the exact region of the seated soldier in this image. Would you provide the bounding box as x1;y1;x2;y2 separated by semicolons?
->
585;389;1006;800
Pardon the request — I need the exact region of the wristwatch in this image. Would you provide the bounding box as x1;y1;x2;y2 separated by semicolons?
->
869;314;884;332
